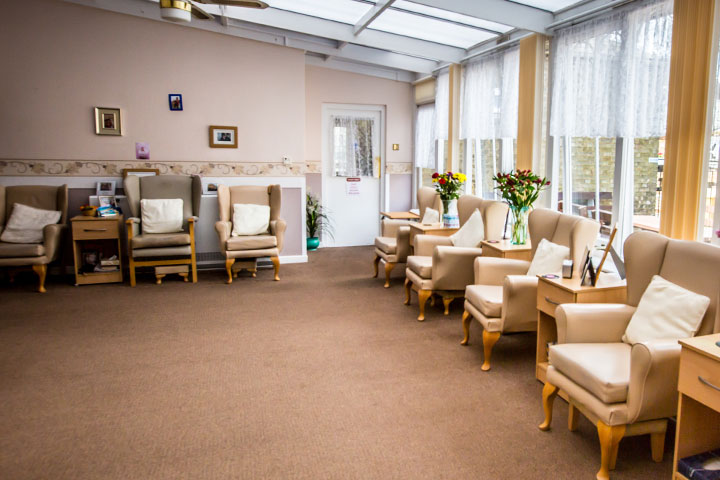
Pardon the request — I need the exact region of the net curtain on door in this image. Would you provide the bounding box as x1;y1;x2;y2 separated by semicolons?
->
330;115;377;177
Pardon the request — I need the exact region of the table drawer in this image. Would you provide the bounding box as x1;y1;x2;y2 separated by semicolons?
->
72;220;119;240
537;280;575;317
679;348;720;413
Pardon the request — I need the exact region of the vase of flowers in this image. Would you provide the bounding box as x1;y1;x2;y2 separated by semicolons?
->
492;169;550;245
432;171;466;228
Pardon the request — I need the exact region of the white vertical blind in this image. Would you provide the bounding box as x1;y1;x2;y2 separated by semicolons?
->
435;71;449;141
414;104;437;169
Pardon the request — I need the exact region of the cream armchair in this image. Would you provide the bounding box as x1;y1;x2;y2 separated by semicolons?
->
373;187;442;288
0;185;68;292
461;209;599;371
125;174;201;286
539;232;720;480
215;184;286;283
403;195;508;321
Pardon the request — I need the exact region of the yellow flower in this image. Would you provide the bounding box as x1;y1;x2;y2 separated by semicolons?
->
453;173;459;179
432;178;437;183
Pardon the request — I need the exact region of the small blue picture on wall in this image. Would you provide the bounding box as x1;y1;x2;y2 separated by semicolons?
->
169;94;183;111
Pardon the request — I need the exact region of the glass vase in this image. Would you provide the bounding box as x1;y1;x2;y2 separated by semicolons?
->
510;205;530;245
442;198;459;228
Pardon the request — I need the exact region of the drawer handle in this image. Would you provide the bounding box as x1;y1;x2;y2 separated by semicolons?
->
545;296;561;306
698;376;720;393
83;228;107;232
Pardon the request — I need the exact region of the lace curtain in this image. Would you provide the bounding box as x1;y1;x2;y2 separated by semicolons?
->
550;0;673;138
459;46;520;141
414;104;436;169
435;71;449;141
330;115;376;177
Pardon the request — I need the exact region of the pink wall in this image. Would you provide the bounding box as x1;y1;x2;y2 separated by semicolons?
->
304;66;414;165
0;0;305;164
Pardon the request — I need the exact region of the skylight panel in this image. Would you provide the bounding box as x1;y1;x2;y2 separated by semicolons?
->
266;0;370;25
511;0;582;12
370;9;496;49
392;0;514;34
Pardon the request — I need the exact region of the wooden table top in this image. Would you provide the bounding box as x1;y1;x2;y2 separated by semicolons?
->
538;274;626;293
409;222;456;233
680;333;720;361
380;211;420;220
482;239;532;252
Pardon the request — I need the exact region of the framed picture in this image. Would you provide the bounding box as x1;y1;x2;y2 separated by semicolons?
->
122;168;159;178
209;125;238;148
96;181;115;196
135;142;150;160
98;195;117;208
594;224;618;285
82;249;100;273
580;246;596;287
168;94;183;111
94;107;122;136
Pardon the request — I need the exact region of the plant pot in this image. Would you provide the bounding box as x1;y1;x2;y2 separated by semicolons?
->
307;237;320;251
510;205;530;245
441;198;459;228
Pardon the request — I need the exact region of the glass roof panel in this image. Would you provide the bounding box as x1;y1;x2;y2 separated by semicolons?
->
392;0;514;34
511;0;582;12
371;9;496;48
266;0;371;25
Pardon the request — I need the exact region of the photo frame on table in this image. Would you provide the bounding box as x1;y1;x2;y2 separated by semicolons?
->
96;181;115;196
122;168;159;178
593;224;618;285
97;195;117;208
580;246;596;287
168;94;183;111
209;125;238;148
94;107;122;135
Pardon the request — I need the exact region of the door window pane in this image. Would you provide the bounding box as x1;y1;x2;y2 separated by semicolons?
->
331;116;376;177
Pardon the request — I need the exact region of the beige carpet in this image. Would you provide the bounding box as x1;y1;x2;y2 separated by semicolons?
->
0;247;671;479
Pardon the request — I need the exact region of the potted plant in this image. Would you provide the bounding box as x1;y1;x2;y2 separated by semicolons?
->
492;169;550;245
306;193;333;251
431;171;466;228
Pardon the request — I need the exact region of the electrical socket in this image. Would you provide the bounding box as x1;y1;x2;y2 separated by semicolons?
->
282;156;291;165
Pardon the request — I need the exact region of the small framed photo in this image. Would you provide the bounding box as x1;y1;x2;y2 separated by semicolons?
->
135;142;150;160
94;107;122;135
209;125;238;148
82;249;100;273
96;181;116;196
98;195;117;208
122;168;159;178
169;94;183;111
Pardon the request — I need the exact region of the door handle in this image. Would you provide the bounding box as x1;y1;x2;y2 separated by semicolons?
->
83;228;107;232
699;376;720;393
545;296;561;306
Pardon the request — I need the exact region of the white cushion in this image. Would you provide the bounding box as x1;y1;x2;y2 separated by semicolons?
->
526;238;569;277
421;207;439;224
232;203;270;236
449;209;485;247
623;275;710;344
141;199;184;234
0;203;61;244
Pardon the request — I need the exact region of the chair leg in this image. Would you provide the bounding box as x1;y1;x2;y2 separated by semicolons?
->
568;402;580;431
442;296;453;315
481;330;501;371
225;259;235;284
383;262;395;288
650;426;666;463
417;289;432;321
373;254;380;278
597;421;625;480
403;278;412;305
461;310;471;345
129;256;137;287
538;382;559;431
32;264;47;293
271;256;280;281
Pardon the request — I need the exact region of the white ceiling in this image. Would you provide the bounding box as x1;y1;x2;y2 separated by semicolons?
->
63;0;621;81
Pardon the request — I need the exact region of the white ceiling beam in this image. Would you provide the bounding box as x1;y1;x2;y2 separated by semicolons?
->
306;54;416;83
405;0;553;34
353;0;395;36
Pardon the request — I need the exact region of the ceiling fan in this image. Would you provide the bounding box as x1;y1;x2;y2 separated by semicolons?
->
159;0;268;23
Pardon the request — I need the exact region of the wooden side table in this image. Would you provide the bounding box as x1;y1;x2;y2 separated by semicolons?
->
673;333;720;479
71;215;124;285
535;275;627;383
380;211;420;220
408;223;458;252
481;239;532;261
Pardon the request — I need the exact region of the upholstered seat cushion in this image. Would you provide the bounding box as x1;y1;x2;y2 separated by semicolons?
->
374;236;396;254
131;232;190;249
465;284;503;318
407;255;433;278
0;242;45;258
226;235;277;251
550;343;631;404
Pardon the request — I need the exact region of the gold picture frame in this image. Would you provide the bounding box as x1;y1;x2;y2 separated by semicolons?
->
94;107;122;136
209;125;238;148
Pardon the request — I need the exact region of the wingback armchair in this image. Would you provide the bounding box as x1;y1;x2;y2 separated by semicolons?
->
125;174;201;286
373;186;442;288
462;209;599;371
539;231;720;480
215;184;286;283
0;185;68;292
403;195;508;321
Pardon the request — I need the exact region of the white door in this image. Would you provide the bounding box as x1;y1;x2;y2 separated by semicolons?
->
322;105;384;247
